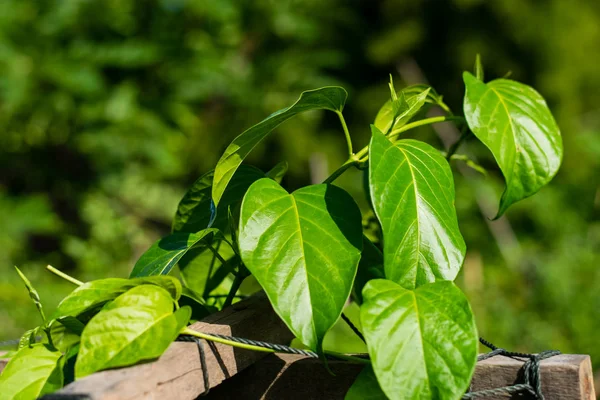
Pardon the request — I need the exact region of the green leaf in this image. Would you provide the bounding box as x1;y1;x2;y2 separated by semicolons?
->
75;285;190;378
345;366;388;400
239;178;362;351
47;316;85;352
173;165;265;233
179;242;237;297
53;276;182;318
374;87;430;134
18;327;41;350
352;236;384;304
463;72;563;217
368;127;466;289
360;279;478;400
212;86;347;206
0;344;64;400
266;161;289;183
14;266;46;323
130;229;219;277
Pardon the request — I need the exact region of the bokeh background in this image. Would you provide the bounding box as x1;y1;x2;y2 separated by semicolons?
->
1;0;599;387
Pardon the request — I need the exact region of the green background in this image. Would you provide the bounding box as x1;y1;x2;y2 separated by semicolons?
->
0;0;598;388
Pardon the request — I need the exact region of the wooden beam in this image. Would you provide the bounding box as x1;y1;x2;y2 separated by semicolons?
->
207;353;596;400
50;292;294;400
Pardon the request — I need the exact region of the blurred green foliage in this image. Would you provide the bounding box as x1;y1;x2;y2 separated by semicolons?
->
0;0;598;385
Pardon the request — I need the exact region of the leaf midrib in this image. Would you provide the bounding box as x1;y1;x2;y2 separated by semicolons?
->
290;194;319;347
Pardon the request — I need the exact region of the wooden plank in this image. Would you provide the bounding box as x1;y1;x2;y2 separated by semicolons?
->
207;353;596;400
50;292;294;400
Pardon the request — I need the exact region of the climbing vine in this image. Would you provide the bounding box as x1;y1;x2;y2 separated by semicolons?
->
0;57;562;400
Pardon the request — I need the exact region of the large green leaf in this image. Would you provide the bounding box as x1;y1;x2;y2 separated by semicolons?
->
360;279;478;400
463;72;563;217
345;366;387;400
369;127;466;289
239;178;362;351
75;285;190;378
0;344;64;400
52;276;182;318
374;86;431;134
173;165;265;233
130;229;219;277
212;86;347;206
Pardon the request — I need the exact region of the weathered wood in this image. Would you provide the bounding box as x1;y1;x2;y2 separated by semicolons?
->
471;353;595;400
51;292;294;400
207;353;596;400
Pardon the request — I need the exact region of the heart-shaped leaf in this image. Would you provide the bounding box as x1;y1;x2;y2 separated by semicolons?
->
0;343;64;399
212;86;347;206
360;279;478;400
75;285;190;378
374;87;431;134
53;276;182;318
369;127;466;289
345;366;387;400
130;229;219;277
239;178;362;351
173;165;265;233
463;72;563;217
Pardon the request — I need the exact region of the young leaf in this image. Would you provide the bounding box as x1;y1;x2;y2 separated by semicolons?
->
360;279;478;400
345;366;387;400
173;165;265;233
129;229;219;277
239;178;362;351
463;72;563;217
374;87;431;134
75;285;190;378
474;54;484;81
14;266;46;323
18;327;41;350
52;276;182;318
0;344;64;399
369;127;466;289
212;86;347;206
266;160;289;183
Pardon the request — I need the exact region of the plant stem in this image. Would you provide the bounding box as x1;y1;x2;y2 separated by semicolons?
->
446;127;472;160
388;115;465;141
180;327;371;365
223;273;245;308
337;111;353;158
325;116;464;184
46;265;83;286
322;159;358;184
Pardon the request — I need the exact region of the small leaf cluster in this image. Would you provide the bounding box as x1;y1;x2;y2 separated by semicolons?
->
0;272;205;399
1;57;563;400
